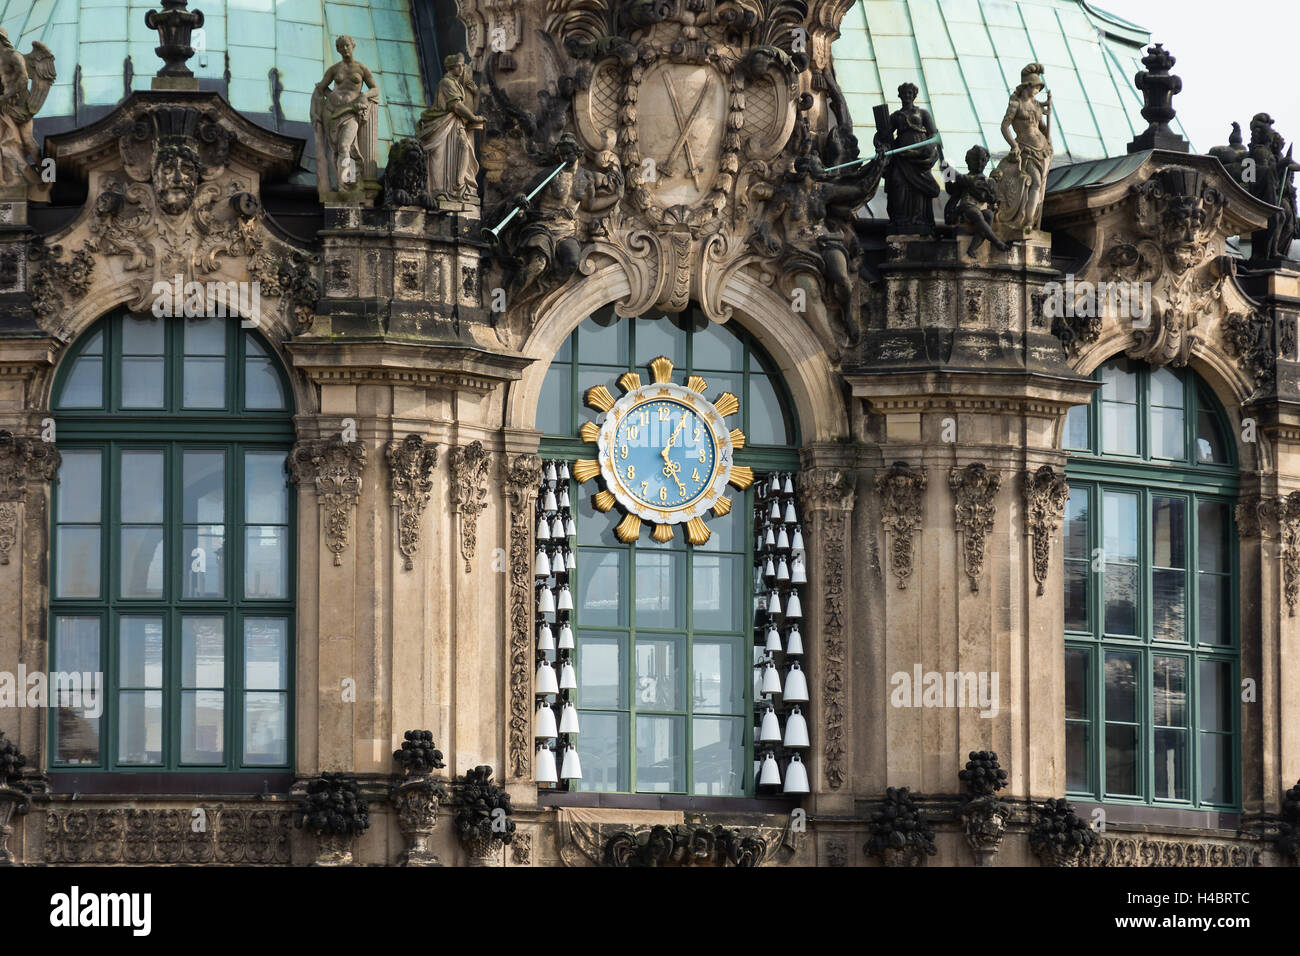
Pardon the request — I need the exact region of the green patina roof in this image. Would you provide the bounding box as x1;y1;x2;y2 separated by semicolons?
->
832;0;1188;165
1;0;430;167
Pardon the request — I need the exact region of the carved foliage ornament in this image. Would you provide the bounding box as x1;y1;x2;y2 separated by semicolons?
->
949;463;1001;593
449;441;492;573
1222;310;1275;397
504;454;542;779
44;807;292;864
0;430;60;565
1280;492;1300;617
290;435;366;566
1022;465;1069;596
876;462;926;590
602;824;768;867
385;435;438;571
27;237;94;323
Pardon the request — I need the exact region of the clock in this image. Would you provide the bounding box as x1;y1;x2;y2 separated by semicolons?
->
572;355;752;545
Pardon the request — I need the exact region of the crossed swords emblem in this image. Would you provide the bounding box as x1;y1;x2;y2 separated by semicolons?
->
659;73;708;188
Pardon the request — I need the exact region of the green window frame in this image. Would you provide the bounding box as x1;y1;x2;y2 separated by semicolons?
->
1063;358;1239;809
49;312;296;773
539;308;800;795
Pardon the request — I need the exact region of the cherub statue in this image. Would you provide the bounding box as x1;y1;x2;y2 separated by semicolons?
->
944;145;1009;255
311;36;380;200
990;63;1053;238
0;28;56;193
418;53;485;202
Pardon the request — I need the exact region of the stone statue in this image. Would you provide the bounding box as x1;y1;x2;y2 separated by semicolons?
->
507;133;583;302
875;82;940;235
312;36;380;201
990;63;1052;238
418;53;485;203
0;28;55;196
944;145;1009;255
1212;114;1299;263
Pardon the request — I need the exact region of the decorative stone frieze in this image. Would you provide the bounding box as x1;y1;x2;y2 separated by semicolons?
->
0;429;60;565
385;435;438;571
602;824;768;867
1022;465;1069;596
1280;492;1300;616
875;462;927;590
504;454;542;779
289;435;366;567
43;807;293;864
949;463;1001;593
449;440;492;573
1084;837;1261;868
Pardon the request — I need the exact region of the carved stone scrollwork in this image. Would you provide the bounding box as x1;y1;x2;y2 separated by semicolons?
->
1222;310;1275;397
43;807;293;864
449;441;492;573
289;435;366;567
0;429;61;565
602;824;769;868
1023;465;1070;596
385;435;438;571
27;237;94;324
800;467;855;791
949;463;1001;593
875;462;927;590
1084;837;1261;868
1280;492;1300;617
504;454;542;779
1235;494;1279;538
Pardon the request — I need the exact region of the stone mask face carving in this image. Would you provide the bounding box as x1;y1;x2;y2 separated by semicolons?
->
152;144;200;215
1161;195;1210;273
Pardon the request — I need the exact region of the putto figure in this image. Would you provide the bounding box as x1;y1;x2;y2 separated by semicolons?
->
876;82;940;235
418;53;486;203
0;28;56;195
312;35;381;201
944;145;1009;256
991;62;1053;238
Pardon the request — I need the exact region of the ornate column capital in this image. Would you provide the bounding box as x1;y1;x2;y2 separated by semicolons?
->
1236;493;1281;539
385;435;438;571
1022;465;1070;596
799;467;856;514
502;453;542;503
449;441;492;573
0;429;61;566
289;434;366;566
950;463;1002;593
875;461;927;590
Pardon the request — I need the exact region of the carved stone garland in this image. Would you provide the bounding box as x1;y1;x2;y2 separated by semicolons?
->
449;441;492;573
1023;465;1070;596
0;430;61;565
876;462;927;590
504;454;542;779
385;435;438;571
1280;492;1300;617
289;435;366;567
949;463;1001;593
801;467;854;791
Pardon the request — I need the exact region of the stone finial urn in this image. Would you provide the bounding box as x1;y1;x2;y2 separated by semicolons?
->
0;733;31;866
294;772;370;866
453;765;515;868
957;750;1011;866
1029;797;1099;867
391;731;448;866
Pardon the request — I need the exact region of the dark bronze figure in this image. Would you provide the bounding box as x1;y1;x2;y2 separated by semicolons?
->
876;82;940;236
944;145;1009;255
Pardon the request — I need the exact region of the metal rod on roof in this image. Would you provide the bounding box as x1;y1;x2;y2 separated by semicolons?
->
482;161;569;240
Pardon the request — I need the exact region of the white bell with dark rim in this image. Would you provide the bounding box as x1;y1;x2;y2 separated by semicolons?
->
784;500;798;523
558;622;575;649
783;705;809;748
537;515;551;541
537;624;555;652
785;589;803;619
783;753;810;793
764;625;782;653
543;489;558;512
758;751;781;786
761;661;782;695
767;590;781;615
776;526;790;550
536;659;559;695
783;474;795;495
785;625;804;657
559;659;577;689
538;586;555;615
545;460;558;483
557;585;574;611
535;548;551;578
791;526;804;551
776;558;790;582
759;705;782;742
535;744;558;783
551;516;566;538
535;702;557;739
791;554;807;584
559;701;580;733
561;745;582;780
783;661;809;702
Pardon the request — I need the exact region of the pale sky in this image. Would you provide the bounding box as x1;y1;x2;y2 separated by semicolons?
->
1100;0;1300;154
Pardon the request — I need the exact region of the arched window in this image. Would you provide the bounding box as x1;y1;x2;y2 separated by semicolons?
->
1062;358;1238;808
538;308;800;796
49;312;295;774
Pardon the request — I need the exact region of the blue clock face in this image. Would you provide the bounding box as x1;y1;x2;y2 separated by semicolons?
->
608;397;718;511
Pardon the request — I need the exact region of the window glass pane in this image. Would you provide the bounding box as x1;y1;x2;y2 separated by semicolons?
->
577;313;628;366
120;450;164;523
119;617;164;687
692;321;743;371
1104;723;1138;795
1196;407;1228;463
1102;492;1138;563
244;357;286;410
538;363;571;436
634;636;682;711
184;524;225;599
118;690;163;764
1065;562;1089;631
56;527;101;599
635;714;684;792
1153;727;1188;801
245;526;287;599
182;617;225;687
1200;732;1231;804
1104;651;1138;722
183;357;226;409
633;314;687;368
577;549;626;627
693;638;742;714
120;526;164;598
1150;406;1185;460
572;711;628;792
245;452;288;524
54;617;101;765
121;357;165;408
244;618;288;689
577;633;623;708
1197;501;1229;572
693;495;737;552
1153;655;1187;726
747;374;788;445
1100;361;1137;403
1066;722;1090;792
1063;402;1088;450
184;451;225;523
1103;563;1137;635
1199;660;1232;732
577;480;621;546
1152;497;1186;642
58;450;101;523
635;550;683;629
185;318;226;355
1198;574;1231;646
243;692;287;765
182;690;225;763
59;355;104;408
121;315;164;354
692;717;744;795
1149;366;1184;409
1065;646;1089;720
1101;401;1138;455
692;554;739;631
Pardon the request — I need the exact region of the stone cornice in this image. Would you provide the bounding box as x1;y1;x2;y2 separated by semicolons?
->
286;341;533;394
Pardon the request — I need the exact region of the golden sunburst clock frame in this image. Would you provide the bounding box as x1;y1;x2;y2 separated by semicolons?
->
572;355;753;545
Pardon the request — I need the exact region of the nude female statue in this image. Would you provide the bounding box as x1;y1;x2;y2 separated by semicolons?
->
312;36;380;199
991;63;1052;237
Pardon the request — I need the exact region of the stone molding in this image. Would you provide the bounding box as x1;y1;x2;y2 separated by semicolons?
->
42;806;293;864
